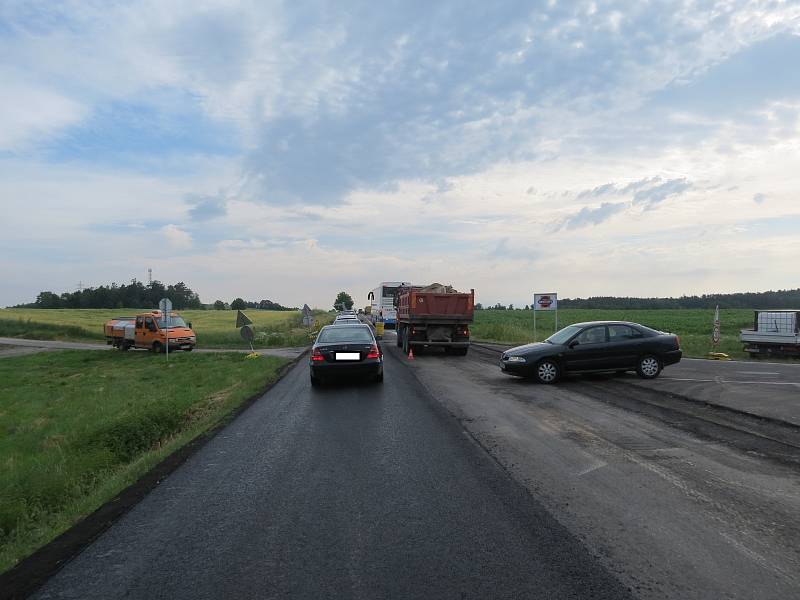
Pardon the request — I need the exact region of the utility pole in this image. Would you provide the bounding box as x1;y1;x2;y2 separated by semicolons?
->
148;268;153;284
77;281;83;292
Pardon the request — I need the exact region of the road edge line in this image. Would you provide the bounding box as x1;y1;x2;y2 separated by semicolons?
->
0;349;309;600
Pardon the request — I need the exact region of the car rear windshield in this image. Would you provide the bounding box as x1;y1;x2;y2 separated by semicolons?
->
318;327;374;343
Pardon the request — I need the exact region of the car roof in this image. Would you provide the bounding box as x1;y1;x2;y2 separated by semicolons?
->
567;321;646;327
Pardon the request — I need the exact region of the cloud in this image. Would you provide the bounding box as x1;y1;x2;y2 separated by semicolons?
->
753;193;766;204
561;201;627;230
631;178;692;208
161;224;192;249
186;193;227;221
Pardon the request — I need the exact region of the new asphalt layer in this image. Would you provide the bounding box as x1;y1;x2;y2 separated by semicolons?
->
32;344;631;599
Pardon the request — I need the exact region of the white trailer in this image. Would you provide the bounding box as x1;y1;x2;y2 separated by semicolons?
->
740;310;800;357
367;281;410;328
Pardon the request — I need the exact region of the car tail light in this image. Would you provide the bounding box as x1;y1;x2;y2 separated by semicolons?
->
311;348;324;361
367;344;380;359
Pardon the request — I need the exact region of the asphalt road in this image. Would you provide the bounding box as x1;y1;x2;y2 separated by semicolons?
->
33;340;631;599
0;337;306;359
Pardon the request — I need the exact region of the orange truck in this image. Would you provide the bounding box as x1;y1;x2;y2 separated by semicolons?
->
104;310;196;352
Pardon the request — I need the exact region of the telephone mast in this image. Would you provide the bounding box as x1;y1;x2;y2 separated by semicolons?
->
148;268;153;284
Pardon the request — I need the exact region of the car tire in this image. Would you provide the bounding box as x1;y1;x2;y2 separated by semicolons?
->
184;347;193;352
151;342;162;354
454;347;468;356
636;355;662;379
375;371;384;383
310;374;321;387
534;358;560;384
120;342;130;352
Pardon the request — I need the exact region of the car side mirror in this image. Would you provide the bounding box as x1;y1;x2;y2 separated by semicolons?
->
187;322;192;329
568;340;579;348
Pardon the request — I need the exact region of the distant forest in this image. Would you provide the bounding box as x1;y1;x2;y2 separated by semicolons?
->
558;288;800;310
18;280;204;310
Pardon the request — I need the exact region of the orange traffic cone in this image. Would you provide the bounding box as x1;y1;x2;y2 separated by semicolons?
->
408;348;414;360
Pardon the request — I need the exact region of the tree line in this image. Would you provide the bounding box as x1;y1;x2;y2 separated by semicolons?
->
476;288;800;310
23;280;203;310
15;281;297;311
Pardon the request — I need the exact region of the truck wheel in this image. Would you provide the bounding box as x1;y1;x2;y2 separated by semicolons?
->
636;355;661;379
454;347;469;356
151;342;162;354
402;329;410;355
396;325;403;347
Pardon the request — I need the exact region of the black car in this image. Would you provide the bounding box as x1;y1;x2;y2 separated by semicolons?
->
500;321;681;384
310;324;383;386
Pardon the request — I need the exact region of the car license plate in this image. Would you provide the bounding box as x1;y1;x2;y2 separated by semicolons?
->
335;352;360;361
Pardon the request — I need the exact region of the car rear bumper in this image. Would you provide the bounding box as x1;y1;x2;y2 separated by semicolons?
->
662;349;682;366
310;360;382;378
410;341;470;348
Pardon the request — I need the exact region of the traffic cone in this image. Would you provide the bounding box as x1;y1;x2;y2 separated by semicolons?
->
408;348;414;360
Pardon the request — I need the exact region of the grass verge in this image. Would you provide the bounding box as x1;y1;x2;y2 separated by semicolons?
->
0;308;332;349
0;349;289;574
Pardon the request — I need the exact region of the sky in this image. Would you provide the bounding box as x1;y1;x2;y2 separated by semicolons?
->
1;0;799;309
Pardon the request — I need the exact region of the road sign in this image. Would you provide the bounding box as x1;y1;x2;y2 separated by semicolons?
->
303;315;314;327
712;305;721;346
302;304;312;317
240;325;255;341
533;292;559;342
533;294;557;311
236;310;253;328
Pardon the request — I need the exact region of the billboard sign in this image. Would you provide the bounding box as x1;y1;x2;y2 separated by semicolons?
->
533;293;558;311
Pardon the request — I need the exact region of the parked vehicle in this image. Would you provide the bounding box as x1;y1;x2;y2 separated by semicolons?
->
395;284;474;356
740;310;800;358
104;310;196;352
368;282;411;328
310;324;383;386
500;321;681;383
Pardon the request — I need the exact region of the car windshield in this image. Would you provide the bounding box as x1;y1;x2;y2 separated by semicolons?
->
544;324;583;345
156;316;188;329
317;327;374;343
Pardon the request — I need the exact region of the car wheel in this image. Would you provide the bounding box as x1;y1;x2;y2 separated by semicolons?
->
454;347;468;356
120;342;130;352
184;347;193;352
375;371;384;383
310;374;321;387
535;359;560;384
636;355;662;379
151;342;162;354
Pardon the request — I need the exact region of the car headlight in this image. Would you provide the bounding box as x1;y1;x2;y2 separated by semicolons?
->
505;356;527;363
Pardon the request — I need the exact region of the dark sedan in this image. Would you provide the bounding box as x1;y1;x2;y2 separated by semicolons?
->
500;321;682;384
310;324;383;386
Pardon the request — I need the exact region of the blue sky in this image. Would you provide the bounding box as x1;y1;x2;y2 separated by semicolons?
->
1;1;799;308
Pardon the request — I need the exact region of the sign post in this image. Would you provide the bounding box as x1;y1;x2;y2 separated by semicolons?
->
533;293;558;342
158;298;172;362
712;305;721;348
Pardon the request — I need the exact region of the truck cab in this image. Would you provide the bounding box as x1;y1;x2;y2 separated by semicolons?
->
105;310;196;352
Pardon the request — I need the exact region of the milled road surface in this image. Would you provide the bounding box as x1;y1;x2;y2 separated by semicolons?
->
405;338;800;600
33;343;631;599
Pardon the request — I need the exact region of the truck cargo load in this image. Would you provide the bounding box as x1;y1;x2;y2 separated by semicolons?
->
740;310;800;358
395;284;474;356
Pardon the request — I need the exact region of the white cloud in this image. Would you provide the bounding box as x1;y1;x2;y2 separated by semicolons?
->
161;224;193;250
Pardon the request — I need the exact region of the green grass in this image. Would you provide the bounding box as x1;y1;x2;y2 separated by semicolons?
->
471;308;756;359
0;308;332;349
0;350;289;573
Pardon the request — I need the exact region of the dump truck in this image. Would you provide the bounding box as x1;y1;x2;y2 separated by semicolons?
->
395;284;474;356
104;310;196;352
740;310;800;358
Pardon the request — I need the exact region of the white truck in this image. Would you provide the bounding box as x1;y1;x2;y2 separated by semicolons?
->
740;310;800;358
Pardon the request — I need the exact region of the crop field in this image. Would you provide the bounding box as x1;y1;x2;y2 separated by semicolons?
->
0;308;332;349
471;308;755;359
0;349;289;573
